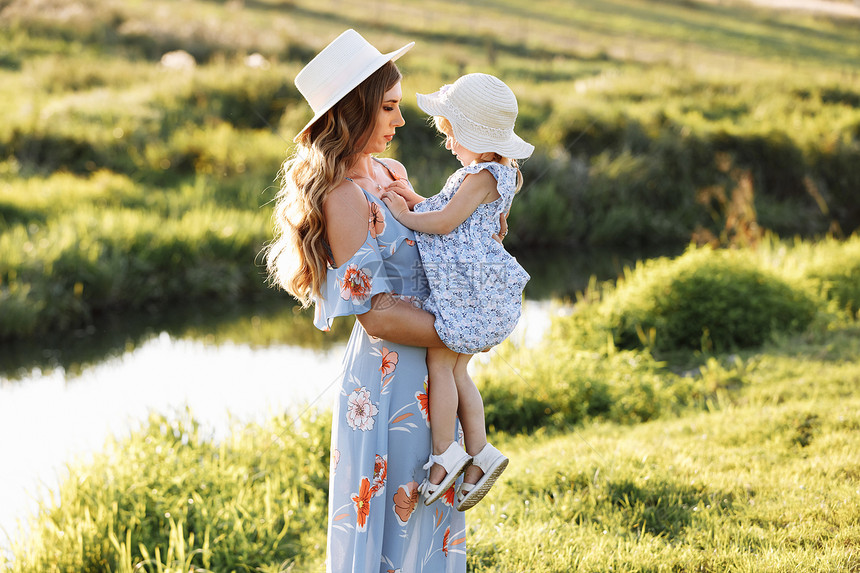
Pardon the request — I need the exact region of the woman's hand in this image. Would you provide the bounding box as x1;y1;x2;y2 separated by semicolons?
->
492;211;509;243
381;190;410;220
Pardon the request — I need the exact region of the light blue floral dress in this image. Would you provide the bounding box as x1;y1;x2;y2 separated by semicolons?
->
314;176;467;573
413;162;530;354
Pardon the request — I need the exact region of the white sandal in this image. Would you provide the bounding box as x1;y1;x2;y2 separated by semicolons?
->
419;441;472;506
456;443;508;511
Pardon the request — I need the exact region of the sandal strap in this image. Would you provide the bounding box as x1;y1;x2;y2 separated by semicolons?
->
418;479;434;496
457;482;474;502
471;443;503;472
422;441;469;473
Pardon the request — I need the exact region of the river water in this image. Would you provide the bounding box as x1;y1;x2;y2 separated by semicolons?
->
0;246;669;551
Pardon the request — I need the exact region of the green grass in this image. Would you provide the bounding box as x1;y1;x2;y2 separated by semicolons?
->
1;411;332;572
2;0;860;340
4;324;858;572
475;234;860;433
3;238;860;571
466;321;860;572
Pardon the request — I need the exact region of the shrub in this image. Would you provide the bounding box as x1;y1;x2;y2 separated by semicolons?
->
602;247;819;352
0;206;272;339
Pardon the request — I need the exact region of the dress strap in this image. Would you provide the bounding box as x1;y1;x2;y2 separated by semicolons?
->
372;157;401;181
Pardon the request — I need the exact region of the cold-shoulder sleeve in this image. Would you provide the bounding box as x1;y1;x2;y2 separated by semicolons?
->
313;236;393;331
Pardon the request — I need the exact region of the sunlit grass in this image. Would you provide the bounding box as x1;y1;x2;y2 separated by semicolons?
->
465;319;860;572
3;320;858;571
1;411;331;572
1;0;859;341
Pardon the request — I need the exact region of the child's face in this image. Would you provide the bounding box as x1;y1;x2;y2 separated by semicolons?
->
444;133;479;167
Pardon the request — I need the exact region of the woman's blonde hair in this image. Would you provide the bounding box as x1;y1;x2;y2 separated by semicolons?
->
433;116;523;191
265;61;402;306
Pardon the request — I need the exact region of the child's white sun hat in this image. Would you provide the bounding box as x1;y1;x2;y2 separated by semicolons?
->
293;29;414;142
416;73;534;159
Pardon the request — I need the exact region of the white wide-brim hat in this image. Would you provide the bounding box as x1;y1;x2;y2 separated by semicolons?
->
293;29;414;142
416;73;534;160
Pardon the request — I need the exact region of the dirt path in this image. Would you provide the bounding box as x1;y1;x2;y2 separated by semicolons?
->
732;0;860;19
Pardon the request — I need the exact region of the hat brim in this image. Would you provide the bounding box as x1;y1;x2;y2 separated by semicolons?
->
293;41;414;143
416;90;535;160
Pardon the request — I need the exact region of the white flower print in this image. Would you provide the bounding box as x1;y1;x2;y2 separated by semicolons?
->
346;386;379;431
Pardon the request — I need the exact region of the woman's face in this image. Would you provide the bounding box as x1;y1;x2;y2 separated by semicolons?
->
362;81;404;154
445;133;479;166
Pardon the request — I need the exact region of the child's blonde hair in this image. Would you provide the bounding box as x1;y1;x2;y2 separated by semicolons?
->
434;116;524;192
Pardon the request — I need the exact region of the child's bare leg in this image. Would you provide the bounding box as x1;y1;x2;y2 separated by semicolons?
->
427;346;460;486
453;354;488;485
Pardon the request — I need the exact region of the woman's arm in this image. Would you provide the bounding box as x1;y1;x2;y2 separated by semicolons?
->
323;179;444;348
323;180;370;266
382;169;496;235
357;293;446;348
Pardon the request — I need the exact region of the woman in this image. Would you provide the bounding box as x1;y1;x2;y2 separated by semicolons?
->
266;30;471;572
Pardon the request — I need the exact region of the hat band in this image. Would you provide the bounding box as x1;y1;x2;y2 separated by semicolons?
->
445;102;515;142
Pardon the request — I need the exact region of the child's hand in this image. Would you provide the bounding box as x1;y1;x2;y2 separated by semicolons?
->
384;179;423;209
381;190;409;220
492;211;508;243
385;179;412;200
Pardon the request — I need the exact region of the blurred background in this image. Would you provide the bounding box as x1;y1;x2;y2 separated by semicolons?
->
1;0;859;557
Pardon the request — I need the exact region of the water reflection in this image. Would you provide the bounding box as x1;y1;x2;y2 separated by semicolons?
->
0;331;348;549
0;245;678;380
0;298;353;382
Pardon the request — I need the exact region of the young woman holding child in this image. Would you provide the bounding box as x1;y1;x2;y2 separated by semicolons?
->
267;28;531;572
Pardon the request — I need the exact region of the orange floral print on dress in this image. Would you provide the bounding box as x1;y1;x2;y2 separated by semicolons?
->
380;347;399;377
392;481;420;526
339;264;372;303
352;477;372;532
369;201;386;238
441;484;455;507
371;454;387;496
415;377;430;427
442;526;451;556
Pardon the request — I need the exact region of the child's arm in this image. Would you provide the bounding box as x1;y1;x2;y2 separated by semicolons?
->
382;170;496;235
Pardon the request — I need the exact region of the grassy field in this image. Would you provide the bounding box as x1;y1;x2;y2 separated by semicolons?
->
2;0;860;340
3;236;859;572
468;328;860;572
2;1;860;570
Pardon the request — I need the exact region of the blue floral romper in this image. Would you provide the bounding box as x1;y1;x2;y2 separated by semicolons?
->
413;162;530;354
314;166;467;572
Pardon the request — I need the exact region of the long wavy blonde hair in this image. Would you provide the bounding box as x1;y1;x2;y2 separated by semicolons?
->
265;61;402;307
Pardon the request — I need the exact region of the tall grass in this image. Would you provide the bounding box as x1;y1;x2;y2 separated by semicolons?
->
2;411;331;572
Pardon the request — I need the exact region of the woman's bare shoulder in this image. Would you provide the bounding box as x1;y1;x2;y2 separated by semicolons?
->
323;179;369;222
323;180;370;266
